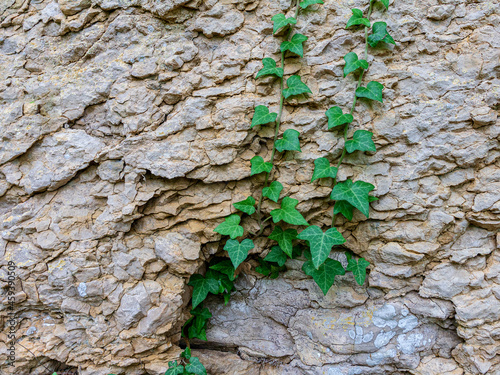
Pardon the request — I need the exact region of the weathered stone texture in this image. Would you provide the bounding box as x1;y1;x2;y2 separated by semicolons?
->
0;0;499;374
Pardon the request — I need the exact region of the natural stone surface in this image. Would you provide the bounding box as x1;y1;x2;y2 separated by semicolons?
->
0;0;499;374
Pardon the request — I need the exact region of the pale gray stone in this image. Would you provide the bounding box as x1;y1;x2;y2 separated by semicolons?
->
114;282;152;329
192;5;245;38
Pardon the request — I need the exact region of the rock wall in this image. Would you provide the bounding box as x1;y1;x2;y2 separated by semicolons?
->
0;0;499;374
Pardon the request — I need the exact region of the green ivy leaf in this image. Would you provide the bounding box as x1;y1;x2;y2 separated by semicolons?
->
185;357;207;375
346;8;370;28
256;57;284;78
347;257;370;285
380;0;390;9
303;258;345;295
345;130;376;153
188;274;220;308
255;258;272;276
343;52;369;77
214;214;244;239
233;196;256;215
311;157;338;182
186;306;212;341
166;361;184;375
334;200;354;221
367;22;395;47
330;179;375;218
210;260;236;281
269;264;285;278
188;323;206;340
270;197;309;226
181;348;191;360
264;245;288;266
224;239;254;269
355;81;383;102
255;259;285;278
282;75;312;98
251;105;278;127
280;34;308;57
268;226;298;257
325;106;354;129
334;196;377;221
297;226;346;269
271;13;297;34
292;244;305;259
299;0;324;9
275;129;301;152
262;181;283;203
206;269;234;295
251;156;273;175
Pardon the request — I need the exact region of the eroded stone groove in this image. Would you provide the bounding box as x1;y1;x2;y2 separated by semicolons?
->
0;0;499;374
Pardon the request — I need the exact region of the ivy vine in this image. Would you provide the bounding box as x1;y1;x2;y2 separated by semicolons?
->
170;0;396;373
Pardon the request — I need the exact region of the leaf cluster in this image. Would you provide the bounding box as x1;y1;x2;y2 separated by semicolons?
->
166;348;207;375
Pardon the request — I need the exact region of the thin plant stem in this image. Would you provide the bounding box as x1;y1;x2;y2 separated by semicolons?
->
331;0;374;227
256;0;301;230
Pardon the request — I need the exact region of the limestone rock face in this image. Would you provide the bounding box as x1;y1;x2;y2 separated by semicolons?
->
0;0;499;374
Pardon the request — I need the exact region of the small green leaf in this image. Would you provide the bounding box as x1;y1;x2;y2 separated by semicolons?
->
268;226;298;257
251;105;278;127
255;258;272;276
188;274;220;308
166;361;184;375
380;0;390;9
355;81;384;102
325;106;353;129
206;269;234;295
188;323;207;341
185;357;207;375
345;130;376;153
262;181;283;203
214;214;244;239
233;196;256;215
255;259;285;278
347;257;370;285
224;239;254;269
292;244;304;259
181;348;192;360
264;245;288;266
303;258;345;295
330;179;375;218
256;57;284;78
346;8;370;28
270;197;309;226
275;129;301;152
368;22;395;47
343;52;369;77
298;226;346;269
186;306;212;341
299;0;324;9
282;75;312;98
311;157;338;182
210;260;236;281
271;13;297;34
280;34;308;57
334;200;354;221
251;156;273;175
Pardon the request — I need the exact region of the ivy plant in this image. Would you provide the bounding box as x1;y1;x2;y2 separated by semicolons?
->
175;0;395;371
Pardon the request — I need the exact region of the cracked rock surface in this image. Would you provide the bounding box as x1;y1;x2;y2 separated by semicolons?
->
0;0;499;374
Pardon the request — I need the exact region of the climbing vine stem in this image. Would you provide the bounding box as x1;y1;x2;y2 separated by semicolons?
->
256;0;301;230
331;0;375;227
